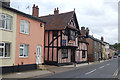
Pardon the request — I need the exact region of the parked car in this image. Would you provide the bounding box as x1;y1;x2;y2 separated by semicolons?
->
118;54;120;57
114;56;118;58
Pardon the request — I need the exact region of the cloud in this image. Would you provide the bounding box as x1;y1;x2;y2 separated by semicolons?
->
10;0;118;44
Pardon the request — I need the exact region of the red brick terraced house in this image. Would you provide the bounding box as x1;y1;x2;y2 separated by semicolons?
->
76;27;89;64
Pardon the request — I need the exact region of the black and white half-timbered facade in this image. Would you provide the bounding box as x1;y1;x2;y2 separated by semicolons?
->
39;8;88;65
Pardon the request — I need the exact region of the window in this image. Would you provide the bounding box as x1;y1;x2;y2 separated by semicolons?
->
94;41;96;46
94;41;96;48
0;13;12;30
62;49;68;59
19;44;29;57
0;42;10;57
68;30;75;41
82;37;86;41
53;31;58;37
20;20;29;34
82;50;85;58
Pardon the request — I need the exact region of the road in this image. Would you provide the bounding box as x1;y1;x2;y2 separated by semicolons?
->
39;58;119;79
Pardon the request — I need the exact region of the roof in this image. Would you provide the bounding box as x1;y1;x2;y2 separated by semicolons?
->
88;35;102;43
39;11;79;30
1;3;46;23
88;35;97;41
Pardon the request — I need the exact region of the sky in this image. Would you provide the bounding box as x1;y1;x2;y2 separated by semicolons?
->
10;0;119;44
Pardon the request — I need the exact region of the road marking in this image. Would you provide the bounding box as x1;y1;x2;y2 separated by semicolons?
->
106;64;110;66
16;73;22;74
113;69;118;78
85;69;96;75
99;66;104;69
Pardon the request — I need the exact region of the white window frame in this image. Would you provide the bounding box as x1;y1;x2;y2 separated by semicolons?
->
19;44;29;58
0;13;12;31
20;20;30;34
0;42;11;58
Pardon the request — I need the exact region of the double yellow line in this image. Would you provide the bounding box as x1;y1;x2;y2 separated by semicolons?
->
113;67;120;79
113;68;118;78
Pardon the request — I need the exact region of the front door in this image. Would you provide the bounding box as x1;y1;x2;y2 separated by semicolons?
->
71;49;75;62
36;45;42;64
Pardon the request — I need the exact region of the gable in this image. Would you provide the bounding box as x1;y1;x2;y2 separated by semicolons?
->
39;11;79;30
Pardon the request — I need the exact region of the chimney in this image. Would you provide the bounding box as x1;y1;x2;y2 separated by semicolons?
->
101;36;104;41
54;7;59;14
80;26;86;36
1;0;10;7
86;27;89;37
81;27;85;30
32;4;39;17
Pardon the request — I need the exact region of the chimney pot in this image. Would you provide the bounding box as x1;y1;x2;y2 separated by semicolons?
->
36;5;38;8
33;4;35;7
101;36;104;41
54;7;59;14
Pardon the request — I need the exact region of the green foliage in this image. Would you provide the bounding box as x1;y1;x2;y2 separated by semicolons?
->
111;43;118;50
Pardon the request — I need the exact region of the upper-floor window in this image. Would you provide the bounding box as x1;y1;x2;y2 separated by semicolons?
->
82;37;86;41
94;41;96;48
0;42;10;58
68;30;75;41
0;13;12;30
20;20;29;34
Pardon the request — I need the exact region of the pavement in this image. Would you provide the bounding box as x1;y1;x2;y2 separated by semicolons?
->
2;70;51;78
1;59;113;79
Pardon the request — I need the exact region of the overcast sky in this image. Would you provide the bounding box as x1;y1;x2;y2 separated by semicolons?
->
10;0;119;44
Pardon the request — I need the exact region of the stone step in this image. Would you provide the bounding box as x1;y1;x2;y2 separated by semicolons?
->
37;65;47;70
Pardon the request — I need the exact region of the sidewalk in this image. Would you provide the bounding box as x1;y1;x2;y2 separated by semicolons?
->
2;70;51;78
2;59;110;79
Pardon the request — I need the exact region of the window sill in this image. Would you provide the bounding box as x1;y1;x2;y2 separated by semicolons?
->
19;56;28;58
20;32;30;35
0;28;12;32
62;57;68;59
0;57;11;59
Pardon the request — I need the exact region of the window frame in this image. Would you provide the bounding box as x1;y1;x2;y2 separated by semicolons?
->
62;49;68;59
0;42;11;58
20;20;30;34
19;44;29;58
0;13;12;31
68;30;76;41
82;50;86;58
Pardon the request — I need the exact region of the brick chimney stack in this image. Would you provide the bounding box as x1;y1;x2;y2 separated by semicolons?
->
54;7;59;14
80;27;89;37
1;0;10;7
86;27;89;37
101;36;104;41
32;4;39;17
80;26;86;36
